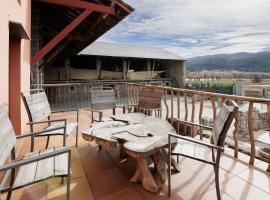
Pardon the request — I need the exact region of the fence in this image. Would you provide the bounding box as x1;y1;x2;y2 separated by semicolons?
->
32;82;270;173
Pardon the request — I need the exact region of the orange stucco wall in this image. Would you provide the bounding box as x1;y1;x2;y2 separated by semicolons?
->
0;0;31;133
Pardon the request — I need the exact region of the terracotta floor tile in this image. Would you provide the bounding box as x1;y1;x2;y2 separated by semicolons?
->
162;167;216;200
219;155;249;175
220;176;270;200
99;188;143;200
87;168;133;200
82;150;116;176
237;167;270;194
47;177;94;200
187;161;234;183
1;182;47;200
196;188;235;200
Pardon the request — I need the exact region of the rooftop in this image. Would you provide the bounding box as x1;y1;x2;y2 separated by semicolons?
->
79;42;186;61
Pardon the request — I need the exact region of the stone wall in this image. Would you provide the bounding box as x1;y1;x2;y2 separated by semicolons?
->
202;108;269;135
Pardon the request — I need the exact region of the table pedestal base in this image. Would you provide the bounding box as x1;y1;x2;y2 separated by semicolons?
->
130;151;166;193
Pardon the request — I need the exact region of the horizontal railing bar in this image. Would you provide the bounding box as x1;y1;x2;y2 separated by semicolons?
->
125;83;270;103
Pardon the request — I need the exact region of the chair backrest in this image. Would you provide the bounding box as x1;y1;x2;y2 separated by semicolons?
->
0;105;16;166
138;88;162;109
90;87;116;110
212;100;238;147
21;90;52;122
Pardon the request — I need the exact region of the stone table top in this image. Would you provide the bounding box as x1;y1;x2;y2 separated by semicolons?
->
82;113;177;154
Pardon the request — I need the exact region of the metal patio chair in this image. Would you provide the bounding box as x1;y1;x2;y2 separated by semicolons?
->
168;100;238;200
88;87;131;123
21;89;79;151
0;105;71;200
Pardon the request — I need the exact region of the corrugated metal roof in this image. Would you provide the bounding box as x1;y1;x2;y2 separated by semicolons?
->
79;42;186;61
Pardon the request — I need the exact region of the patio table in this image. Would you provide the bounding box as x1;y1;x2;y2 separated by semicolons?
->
82;113;180;193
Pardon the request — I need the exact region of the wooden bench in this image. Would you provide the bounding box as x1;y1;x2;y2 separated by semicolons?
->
0;105;71;200
21;89;79;150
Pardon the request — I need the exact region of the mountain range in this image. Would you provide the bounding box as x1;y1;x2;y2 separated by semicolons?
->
187;51;270;72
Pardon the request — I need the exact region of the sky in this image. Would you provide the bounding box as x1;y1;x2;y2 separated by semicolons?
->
97;0;270;58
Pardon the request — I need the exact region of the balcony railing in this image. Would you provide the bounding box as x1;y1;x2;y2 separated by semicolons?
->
32;82;270;173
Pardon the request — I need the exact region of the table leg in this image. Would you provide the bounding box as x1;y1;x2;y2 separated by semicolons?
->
130;157;158;193
162;149;181;172
151;150;167;187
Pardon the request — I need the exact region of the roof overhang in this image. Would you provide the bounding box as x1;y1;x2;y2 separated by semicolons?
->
31;0;134;69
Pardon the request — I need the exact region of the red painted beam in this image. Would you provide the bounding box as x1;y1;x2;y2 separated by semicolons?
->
31;10;92;66
35;0;115;15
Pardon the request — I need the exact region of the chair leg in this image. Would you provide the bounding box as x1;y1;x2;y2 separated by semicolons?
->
46;136;51;149
75;125;79;147
98;145;102;150
214;165;221;200
91;110;94;124
6;189;13;200
31;136;35;152
66;175;71;200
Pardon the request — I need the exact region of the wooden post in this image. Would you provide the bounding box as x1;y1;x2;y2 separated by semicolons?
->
164;90;169;120
65;57;70;81
191;94;195;137
248;102;255;165
267;103;270;172
233;108;239;158
177;92;180;134
122;59;128;80
96;57;101;79
184;93;188;134
170;90;174;124
199;95;204;140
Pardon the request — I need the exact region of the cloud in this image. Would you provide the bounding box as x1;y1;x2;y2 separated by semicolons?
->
98;0;270;58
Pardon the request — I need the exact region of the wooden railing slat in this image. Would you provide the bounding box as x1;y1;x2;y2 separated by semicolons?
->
267;103;270;173
199;95;204;140
191;94;196;137
248;102;255;165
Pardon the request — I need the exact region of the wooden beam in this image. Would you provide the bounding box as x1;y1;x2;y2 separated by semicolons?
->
31;10;92;66
35;0;115;15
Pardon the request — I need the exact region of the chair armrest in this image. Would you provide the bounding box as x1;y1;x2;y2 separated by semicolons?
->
27;119;67;125
169;133;223;150
0;147;71;172
175;119;213;131
143;108;162;111
51;109;79;123
16;125;66;139
51;109;79;114
85;108;103;114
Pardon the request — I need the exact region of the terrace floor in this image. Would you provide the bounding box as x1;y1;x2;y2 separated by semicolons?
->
1;109;270;200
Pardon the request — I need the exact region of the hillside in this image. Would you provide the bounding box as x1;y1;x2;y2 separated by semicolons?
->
187;52;270;72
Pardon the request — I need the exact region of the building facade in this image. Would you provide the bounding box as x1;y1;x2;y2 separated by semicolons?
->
0;0;31;133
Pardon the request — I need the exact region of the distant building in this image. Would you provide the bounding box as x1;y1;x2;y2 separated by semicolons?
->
45;42;186;87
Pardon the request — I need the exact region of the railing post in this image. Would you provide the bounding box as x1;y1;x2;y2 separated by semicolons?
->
170;90;174;125
184;93;188;134
267;103;270;172
248;101;255;165
233;104;239;159
177;92;180;134
191;94;195;137
164;89;169;120
199;95;204;140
